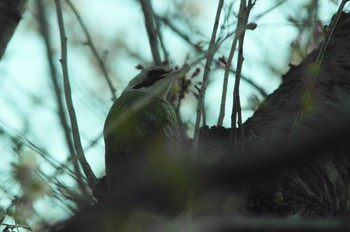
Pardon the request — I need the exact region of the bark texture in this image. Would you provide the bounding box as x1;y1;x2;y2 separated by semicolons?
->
242;12;350;217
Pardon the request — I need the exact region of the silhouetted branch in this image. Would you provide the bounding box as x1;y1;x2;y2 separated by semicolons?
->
231;0;255;150
139;0;162;65
55;0;97;190
230;69;268;98
191;0;224;159
36;0;88;197
155;14;203;52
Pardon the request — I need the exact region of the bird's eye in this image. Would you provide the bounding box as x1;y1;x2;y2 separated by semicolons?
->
147;68;168;77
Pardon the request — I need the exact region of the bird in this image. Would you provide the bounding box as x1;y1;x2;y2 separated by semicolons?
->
103;66;182;207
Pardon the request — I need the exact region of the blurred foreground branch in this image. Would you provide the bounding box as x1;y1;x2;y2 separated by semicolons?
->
56;114;350;231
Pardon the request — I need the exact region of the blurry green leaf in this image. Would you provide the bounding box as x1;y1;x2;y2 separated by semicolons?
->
301;92;314;112
308;62;321;75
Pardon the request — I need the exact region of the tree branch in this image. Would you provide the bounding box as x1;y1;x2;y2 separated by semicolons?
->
155;14;203;52
55;0;97;190
139;0;162;65
191;0;225;160
230;0;255;151
36;0;88;198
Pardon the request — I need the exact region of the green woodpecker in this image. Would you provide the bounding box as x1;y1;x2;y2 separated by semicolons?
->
103;66;182;198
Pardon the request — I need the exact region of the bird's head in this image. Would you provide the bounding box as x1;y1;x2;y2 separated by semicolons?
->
123;66;175;98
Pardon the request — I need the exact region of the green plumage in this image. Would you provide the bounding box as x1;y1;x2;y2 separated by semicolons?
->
104;90;181;196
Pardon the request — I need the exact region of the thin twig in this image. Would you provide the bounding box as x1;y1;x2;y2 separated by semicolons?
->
55;0;98;190
1;223;32;231
36;0;87;196
230;69;268;97
253;0;287;21
232;38;244;150
216;18;247;127
65;0;117;101
217;37;238;126
218;0;285;127
139;0;162;65
191;0;225;160
230;0;255;151
154;16;169;61
230;0;247;148
0;121;78;180
155;14;203;52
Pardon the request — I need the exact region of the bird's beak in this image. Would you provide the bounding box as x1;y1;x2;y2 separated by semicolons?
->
163;51;206;81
